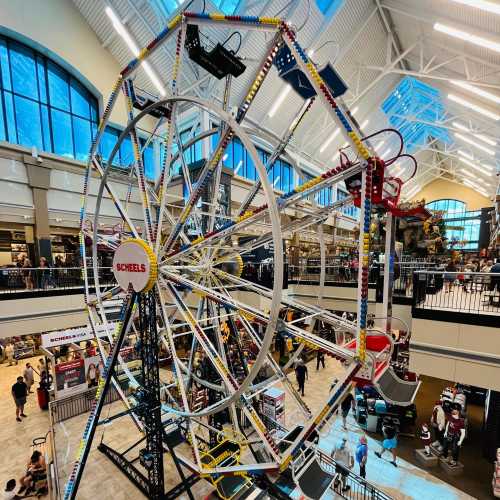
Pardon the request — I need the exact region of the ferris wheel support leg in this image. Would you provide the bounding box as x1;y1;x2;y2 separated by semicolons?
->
63;290;137;500
382;213;396;334
137;290;165;499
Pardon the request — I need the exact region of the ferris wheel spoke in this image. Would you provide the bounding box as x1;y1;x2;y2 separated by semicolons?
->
161;33;281;256
203;279;243;434
237;313;311;418
155;283;204;467
164;281;246;420
161;269;267;324
91;157;141;240
122;81;155;245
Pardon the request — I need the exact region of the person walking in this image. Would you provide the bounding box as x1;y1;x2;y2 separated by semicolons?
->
332;437;354;493
4;342;17;366
375;418;398;467
340;391;355;430
295;359;308;397
355;435;368;479
443;260;456;293
39;257;50;289
12;376;28;422
23;363;35;394
316;350;325;370
22;258;34;290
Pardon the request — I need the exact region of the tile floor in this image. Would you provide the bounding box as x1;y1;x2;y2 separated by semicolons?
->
0;356;482;499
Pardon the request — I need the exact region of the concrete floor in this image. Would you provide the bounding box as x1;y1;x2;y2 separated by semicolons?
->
0;357;492;499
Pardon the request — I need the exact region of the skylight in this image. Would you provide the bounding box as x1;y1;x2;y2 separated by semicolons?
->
381;77;452;153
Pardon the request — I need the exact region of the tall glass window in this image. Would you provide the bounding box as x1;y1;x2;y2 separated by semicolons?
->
0;35;98;160
426;199;481;250
208;127;294;192
337;188;359;219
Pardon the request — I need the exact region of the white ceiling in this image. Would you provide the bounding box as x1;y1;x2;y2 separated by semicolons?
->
72;0;500;199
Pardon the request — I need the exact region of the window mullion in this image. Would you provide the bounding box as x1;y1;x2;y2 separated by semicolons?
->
5;39;18;144
44;60;55;154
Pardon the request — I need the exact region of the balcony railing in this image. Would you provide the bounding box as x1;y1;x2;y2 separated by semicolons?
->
413;271;500;317
0;267;115;294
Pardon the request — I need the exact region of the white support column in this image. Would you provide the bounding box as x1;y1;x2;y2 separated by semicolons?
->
382;213;396;334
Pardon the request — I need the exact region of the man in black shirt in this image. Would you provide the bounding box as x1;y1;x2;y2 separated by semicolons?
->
12;376;28;422
295;359;308;396
340;392;355;430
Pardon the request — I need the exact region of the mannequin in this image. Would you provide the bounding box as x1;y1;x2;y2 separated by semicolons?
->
420;423;432;456
431;401;446;451
442;408;465;466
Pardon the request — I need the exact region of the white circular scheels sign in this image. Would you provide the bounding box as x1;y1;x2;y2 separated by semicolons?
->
112;239;157;292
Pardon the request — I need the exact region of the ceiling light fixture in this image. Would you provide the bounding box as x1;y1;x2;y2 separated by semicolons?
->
449;0;500;16
434;22;500;54
457;149;474;160
463;179;489;196
360;119;369;128
105;6;166;96
268;84;291;117
482;162;497;170
452;121;497;146
448;94;500;121
320;128;340;153
455;132;496;155
450;80;500;104
351;106;359;115
459;156;493;176
404;185;421;199
459;169;491;185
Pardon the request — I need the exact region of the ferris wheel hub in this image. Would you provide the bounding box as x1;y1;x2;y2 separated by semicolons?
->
112;238;158;292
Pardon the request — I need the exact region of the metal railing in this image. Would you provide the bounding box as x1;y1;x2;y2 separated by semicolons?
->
287;260;441;298
0;266;115;293
288;263;361;283
49;384;125;423
316;449;393;499
413;271;500;315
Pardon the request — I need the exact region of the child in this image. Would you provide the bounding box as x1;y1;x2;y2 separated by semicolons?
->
420;423;432;456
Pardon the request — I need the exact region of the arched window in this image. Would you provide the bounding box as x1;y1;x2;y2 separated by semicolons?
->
0;35;99;161
0;34;156;179
426;199;466;216
426;199;481;250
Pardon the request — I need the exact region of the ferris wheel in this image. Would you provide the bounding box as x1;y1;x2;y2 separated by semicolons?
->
62;12;404;500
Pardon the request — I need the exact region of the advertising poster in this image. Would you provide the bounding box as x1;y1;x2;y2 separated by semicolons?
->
84;356;102;389
55;359;86;398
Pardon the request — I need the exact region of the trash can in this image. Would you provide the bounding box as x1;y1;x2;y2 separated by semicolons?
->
37;387;48;410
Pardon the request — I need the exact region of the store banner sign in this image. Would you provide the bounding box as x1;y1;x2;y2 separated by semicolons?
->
55;359;86;398
42;323;117;348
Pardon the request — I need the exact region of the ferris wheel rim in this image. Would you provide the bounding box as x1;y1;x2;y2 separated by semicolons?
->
85;94;284;417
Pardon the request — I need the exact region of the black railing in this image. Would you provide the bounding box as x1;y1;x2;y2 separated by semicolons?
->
49;384;125;423
316;449;393;500
288;263;360;283
0;267;115;294
413;271;500;316
287;260;440;299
